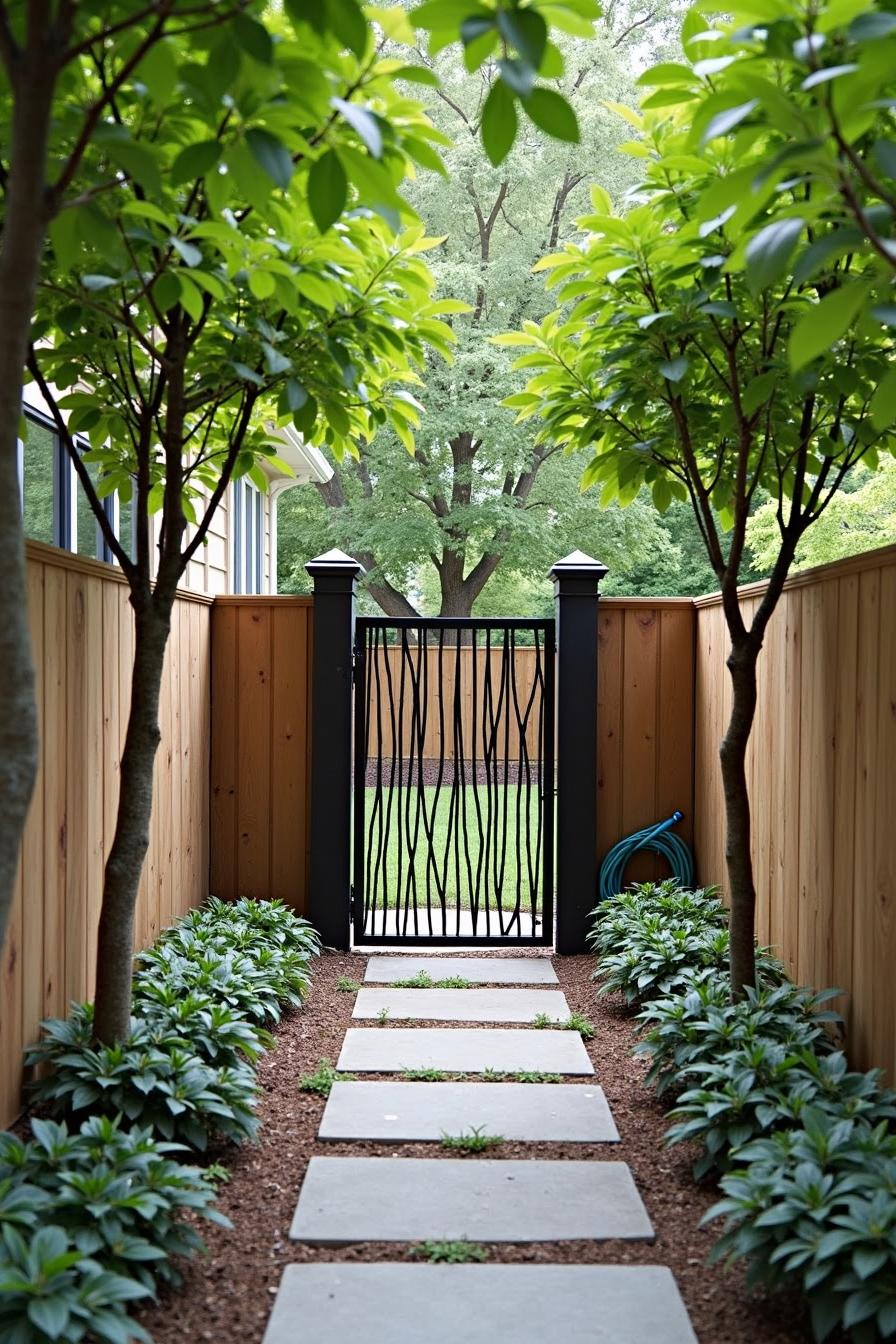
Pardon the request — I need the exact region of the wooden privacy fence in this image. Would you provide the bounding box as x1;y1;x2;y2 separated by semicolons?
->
5;540;896;1127
0;542;211;1128
209;597;313;909
208;596;696;905
695;542;896;1082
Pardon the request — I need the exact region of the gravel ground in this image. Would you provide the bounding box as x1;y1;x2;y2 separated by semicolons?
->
135;949;815;1344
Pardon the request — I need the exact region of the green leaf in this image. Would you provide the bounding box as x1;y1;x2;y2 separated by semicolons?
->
292;394;318;435
262;342;292;375
153;272;181;313
248;269;276;300
788;283;868;370
171;139;222;187
870;366;896;429
49;208;82;273
169;236;202;268
802;63;859;89
233;13;274;64
82;274;119;291
331;98;384;158
744;218;804;292
27;1295;70;1337
481;79;518;166
523;88;579;143
307;149;348;232
659;355;689;381
873;139;896;180
136;39;178;105
245;129;294;190
497;57;535;98
323;0;368;56
285;378;309;411
497;8;548;70
392;64;440;86
700;99;758;145
849;10;896;39
637;62;699;87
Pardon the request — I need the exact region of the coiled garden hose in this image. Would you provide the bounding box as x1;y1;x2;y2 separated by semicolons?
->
598;810;695;903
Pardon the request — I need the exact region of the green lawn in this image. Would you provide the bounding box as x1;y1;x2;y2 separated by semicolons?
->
358;784;545;916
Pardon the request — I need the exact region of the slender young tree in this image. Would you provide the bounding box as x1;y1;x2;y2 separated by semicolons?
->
0;0;249;952
502;109;896;995
0;0;597;958
16;0;599;1036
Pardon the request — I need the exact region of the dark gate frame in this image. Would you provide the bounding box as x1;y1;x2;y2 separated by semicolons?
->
351;616;555;948
304;549;607;954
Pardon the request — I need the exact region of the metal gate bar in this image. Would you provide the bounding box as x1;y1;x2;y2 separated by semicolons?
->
353;617;554;946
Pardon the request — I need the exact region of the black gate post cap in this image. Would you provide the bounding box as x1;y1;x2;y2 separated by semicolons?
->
305;548;366;579
305;549;365;594
549;550;609;592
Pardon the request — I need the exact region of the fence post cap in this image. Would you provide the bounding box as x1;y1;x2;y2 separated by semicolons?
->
305;548;366;577
549;550;609;580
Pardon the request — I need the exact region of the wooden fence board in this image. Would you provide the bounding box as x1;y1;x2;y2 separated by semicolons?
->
694;543;896;1080
0;543;211;1128
210;597;694;921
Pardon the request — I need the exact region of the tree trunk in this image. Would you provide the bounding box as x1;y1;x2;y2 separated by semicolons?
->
0;66;57;946
719;635;760;999
92;596;172;1042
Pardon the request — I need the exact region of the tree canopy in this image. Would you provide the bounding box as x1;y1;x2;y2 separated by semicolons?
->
275;16;696;615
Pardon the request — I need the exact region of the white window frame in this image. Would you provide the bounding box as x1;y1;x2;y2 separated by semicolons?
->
19;405;129;563
232;477;265;594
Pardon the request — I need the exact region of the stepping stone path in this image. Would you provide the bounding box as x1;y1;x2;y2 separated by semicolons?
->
265;1264;698;1344
319;1080;619;1143
338;1026;594;1074
292;1156;652;1243
264;955;698;1343
364;954;559;983
353;986;571;1022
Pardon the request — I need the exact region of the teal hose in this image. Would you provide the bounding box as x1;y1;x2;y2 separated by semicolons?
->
598;810;695;903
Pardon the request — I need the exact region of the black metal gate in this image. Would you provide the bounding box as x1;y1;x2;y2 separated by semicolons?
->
352;617;555;946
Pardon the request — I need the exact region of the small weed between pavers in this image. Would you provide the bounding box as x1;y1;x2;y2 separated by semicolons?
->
531;1011;596;1040
481;1068;508;1082
336;976;361;993
408;1240;489;1264
376;1007;391;1026
299;1059;356;1097
400;1067;452;1081
513;1070;563;1083
440;1126;505;1153
390;971;474;989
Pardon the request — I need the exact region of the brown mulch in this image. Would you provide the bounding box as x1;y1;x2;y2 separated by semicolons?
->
135;950;814;1344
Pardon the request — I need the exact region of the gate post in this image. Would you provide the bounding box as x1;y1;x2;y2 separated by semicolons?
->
550;551;608;954
305;549;364;949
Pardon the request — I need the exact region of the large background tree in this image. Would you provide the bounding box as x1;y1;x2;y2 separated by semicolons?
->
278;16;687;615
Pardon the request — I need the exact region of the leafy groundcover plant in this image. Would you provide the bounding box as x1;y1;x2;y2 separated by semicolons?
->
592;882;896;1341
5;897;319;1342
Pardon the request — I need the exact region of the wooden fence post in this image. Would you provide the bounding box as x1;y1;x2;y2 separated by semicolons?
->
305;549;364;949
551;550;608;954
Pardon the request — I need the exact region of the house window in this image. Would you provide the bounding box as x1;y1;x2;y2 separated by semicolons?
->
232;478;264;594
19;408;124;563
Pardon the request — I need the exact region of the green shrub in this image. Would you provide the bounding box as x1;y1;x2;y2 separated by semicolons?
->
666;1046;896;1180
0;1116;228;1291
707;1110;896;1342
0;1223;151;1344
636;979;841;1096
590;881;785;1005
134;982;273;1068
26;1005;259;1151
